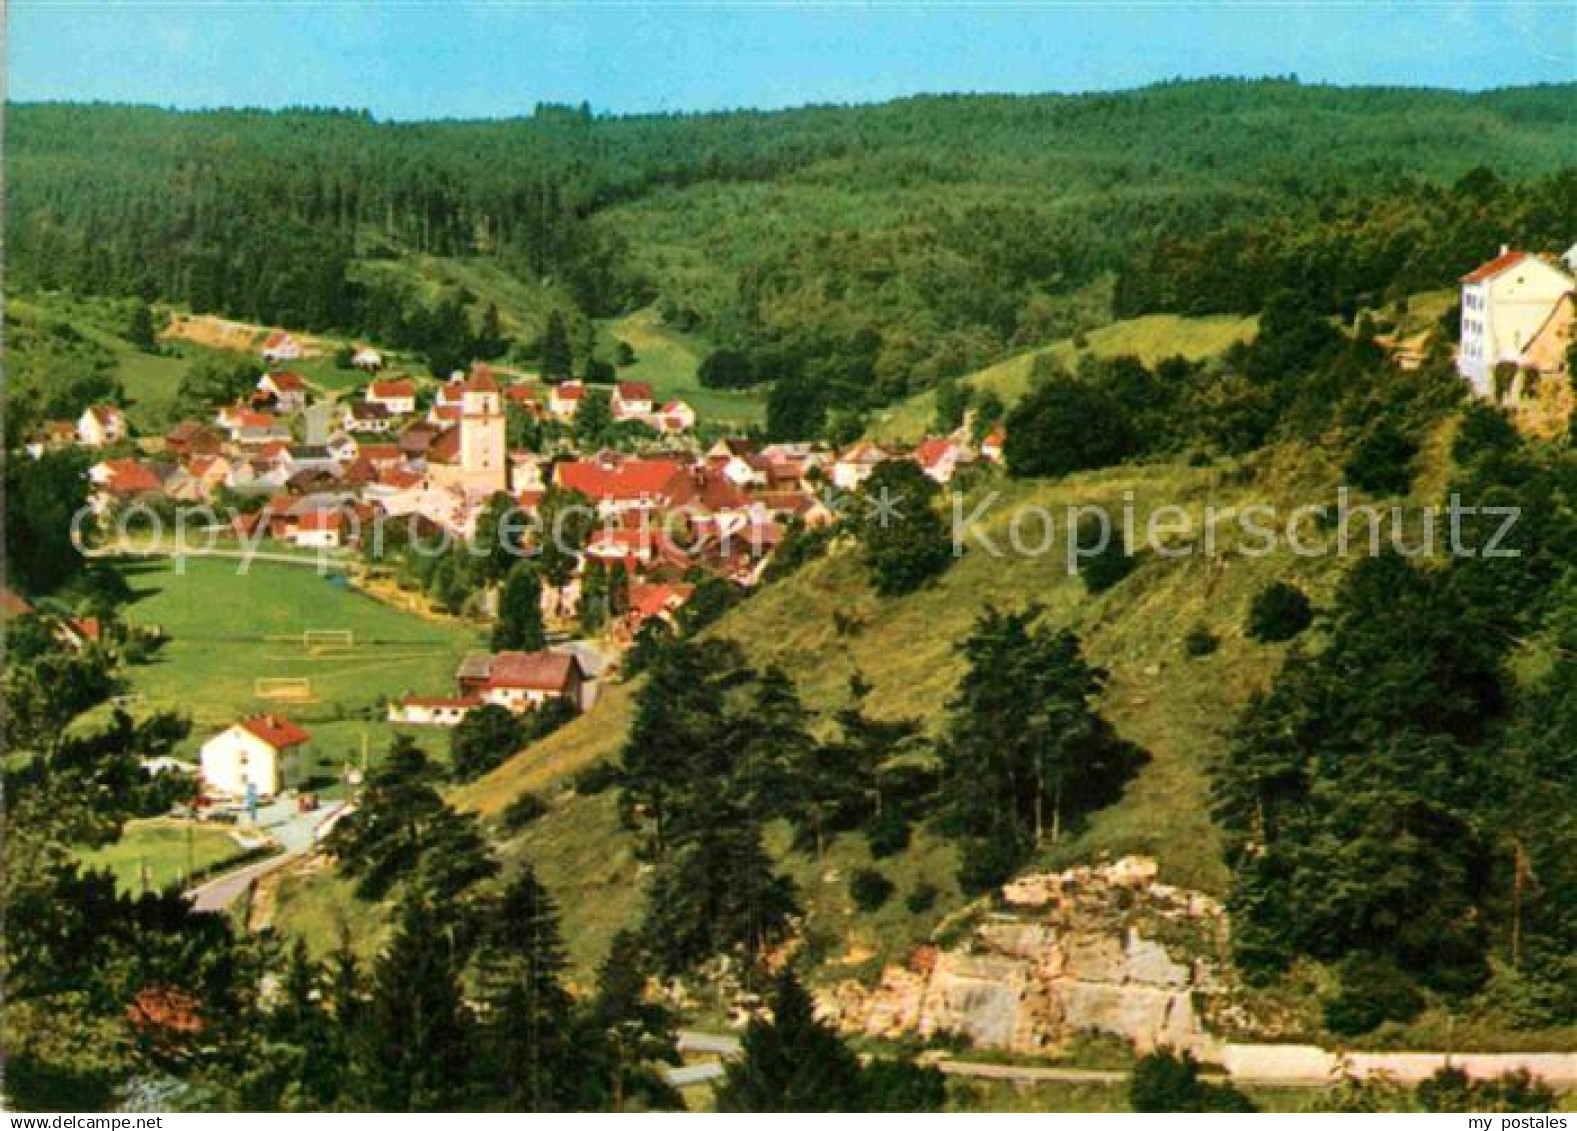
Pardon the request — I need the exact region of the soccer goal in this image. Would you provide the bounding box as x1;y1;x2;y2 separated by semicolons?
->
255;677;313;701
301;629;354;653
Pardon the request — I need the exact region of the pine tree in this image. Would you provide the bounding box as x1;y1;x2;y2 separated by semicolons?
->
354;887;474;1111
493;561;545;651
714;969;865;1112
472;867;577;1111
586;930;684;1112
125;299;159;351
541;311;573;381
578;558;609;635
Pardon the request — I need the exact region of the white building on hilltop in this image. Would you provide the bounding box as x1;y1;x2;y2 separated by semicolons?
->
1458;247;1574;398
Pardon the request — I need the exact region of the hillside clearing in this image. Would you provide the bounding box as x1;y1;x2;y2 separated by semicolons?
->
869;313;1258;442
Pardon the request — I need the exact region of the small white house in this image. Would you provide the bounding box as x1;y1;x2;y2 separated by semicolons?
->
199;714;310;800
366;377;417;416
831;440;890;491
611;380;655;421
260;331;302;364
387;695;480;727
353;346;385;372
547;381;586;421
77;405;126;448
656;399;697;434
256;372;308;413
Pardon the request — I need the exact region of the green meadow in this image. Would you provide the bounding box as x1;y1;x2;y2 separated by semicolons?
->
597;306;766;427
78;816;258;894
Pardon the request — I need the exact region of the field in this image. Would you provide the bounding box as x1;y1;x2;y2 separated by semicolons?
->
77;816;258;894
869;313;1258;442
107;557;485;785
597;307;765;427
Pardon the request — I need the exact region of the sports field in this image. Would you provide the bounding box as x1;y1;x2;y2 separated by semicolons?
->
110;557;484;781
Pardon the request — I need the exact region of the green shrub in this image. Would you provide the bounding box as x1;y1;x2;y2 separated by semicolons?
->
905;882;939;914
499;791;550;833
1248;581;1313;642
1322;955;1424;1037
850;867;895;912
1183;625;1219;657
864;807;912;858
571;760;621;796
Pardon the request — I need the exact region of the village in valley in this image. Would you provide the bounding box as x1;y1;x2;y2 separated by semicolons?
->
13;235;1573;864
14;307;1006;829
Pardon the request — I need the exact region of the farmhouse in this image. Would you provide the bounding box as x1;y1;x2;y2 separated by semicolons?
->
260;331;302;364
831;440;890;490
547;380;586;420
342;401;395;435
256;372;308;413
387;694;481;727
456;649;588;713
913;435;974;484
366;376;417;415
1458;247;1575;398
610;380;655;421
77;404;126;448
200;714;311;800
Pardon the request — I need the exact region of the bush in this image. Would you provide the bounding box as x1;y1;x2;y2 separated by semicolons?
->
499;791;550;833
1075;512;1136;594
905;882;939;914
1130;1048;1257;1112
1322;955;1424;1037
1248;581;1313;642
1003;374;1137;478
572;760;622;796
864;807;912;859
1183;625;1219;657
1345;417;1418;496
850;867;895;912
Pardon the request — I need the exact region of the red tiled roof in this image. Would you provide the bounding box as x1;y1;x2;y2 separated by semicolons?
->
552;381;586;401
265;372;307;391
297;509;342;533
628;581;694;623
554;456;688;502
398;694;482;710
87;404;124;426
236;713;311;749
262;331;291;349
369;377;416;399
97;458;163;494
479;650;582;692
465;372;499;393
504;384;539;403
615;381;653;402
1461;250;1530;284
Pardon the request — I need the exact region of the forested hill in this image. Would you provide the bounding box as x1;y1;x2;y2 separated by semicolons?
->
10;80;1576;418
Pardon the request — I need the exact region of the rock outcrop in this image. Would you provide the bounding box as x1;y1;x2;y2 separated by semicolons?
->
824;856;1231;1057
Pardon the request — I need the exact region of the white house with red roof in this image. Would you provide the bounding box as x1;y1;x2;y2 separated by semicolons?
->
547;380;586;421
387;694;481;727
655;399;697;434
256;372;308;413
366;376;418;416
290;508;346;549
77;405;126;448
980;423;1006;464
1458;246;1575;398
831;440;890;491
610;380;655;421
913;435;974;484
200;714;311;799
260;331;302;364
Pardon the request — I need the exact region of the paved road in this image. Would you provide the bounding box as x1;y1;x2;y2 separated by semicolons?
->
186;800;351;914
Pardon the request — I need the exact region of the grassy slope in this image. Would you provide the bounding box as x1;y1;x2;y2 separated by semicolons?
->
450;446;1353;978
107;558;484;784
596;307;765;427
869;313;1258;443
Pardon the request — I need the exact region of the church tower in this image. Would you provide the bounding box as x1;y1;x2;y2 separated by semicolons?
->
459;373;506;495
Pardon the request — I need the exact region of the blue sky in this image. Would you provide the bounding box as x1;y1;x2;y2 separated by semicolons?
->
9;2;1575;119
